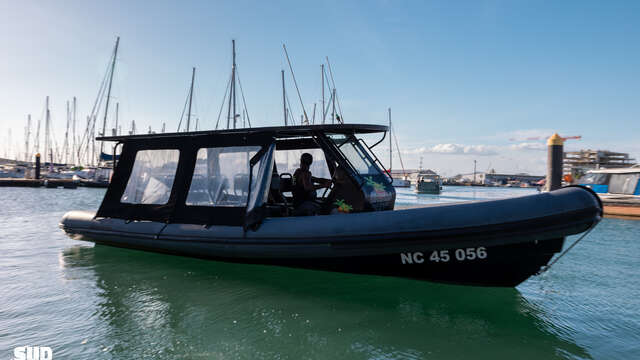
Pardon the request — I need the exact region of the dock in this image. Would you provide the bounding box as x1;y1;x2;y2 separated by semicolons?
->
600;195;640;220
0;178;78;189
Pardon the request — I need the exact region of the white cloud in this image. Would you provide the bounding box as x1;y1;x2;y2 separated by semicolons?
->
404;143;499;156
400;140;548;159
509;142;546;151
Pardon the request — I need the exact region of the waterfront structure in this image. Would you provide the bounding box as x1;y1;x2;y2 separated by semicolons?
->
458;172;544;186
564;149;636;178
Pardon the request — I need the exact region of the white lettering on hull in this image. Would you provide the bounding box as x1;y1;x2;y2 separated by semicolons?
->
401;247;487;264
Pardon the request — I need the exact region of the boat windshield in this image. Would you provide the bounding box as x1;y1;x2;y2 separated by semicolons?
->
326;134;383;177
578;173;609;185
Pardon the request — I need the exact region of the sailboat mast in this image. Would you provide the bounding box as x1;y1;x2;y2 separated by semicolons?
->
34;115;40;158
187;67;195;131
72;97;76;165
388;108;392;172
321;64;325;124
232;40;237;129
312;103;316;124
99;36;120;161
282;70;287;126
26;115;32;162
44;96;50;167
114;102;119;136
65;100;70;164
283;44;309;124
332;89;336;124
91;115;96;166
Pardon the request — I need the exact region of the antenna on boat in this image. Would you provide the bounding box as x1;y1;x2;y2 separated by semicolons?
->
283;44;309;125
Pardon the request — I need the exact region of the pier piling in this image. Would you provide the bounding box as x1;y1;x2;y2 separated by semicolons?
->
35;153;41;180
546;134;564;191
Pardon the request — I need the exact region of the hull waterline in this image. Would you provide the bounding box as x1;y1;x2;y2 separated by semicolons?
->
60;187;602;287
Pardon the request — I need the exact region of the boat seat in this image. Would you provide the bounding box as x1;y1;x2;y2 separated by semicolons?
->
266;173;291;217
279;173;294;193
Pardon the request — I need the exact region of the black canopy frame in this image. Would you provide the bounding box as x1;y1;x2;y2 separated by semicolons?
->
96;124;392;226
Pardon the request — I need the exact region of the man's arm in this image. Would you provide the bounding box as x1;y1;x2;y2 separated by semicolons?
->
311;176;331;189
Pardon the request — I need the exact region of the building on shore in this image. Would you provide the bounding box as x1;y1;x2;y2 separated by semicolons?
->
456;172;544;186
564;149;636;178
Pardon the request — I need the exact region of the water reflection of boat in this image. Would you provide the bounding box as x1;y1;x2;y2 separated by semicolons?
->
60;124;602;287
59;244;592;360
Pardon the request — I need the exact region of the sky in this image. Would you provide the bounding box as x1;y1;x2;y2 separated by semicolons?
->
1;0;639;176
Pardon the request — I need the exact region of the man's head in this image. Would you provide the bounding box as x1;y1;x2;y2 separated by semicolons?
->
300;153;313;168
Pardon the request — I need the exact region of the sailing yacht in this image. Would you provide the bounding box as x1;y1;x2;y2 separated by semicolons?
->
387;108;411;187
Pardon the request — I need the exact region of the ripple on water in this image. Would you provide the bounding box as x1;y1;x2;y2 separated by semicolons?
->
1;187;639;359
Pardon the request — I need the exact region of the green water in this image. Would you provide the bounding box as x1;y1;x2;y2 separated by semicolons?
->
1;187;638;359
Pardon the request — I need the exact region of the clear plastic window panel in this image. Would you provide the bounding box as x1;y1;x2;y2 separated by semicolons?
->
608;173;640;194
328;134;379;176
186;146;261;207
247;144;275;212
121;149;180;205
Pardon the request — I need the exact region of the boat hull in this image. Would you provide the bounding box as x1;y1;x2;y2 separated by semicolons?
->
70;232;563;287
415;181;442;194
60;186;601;287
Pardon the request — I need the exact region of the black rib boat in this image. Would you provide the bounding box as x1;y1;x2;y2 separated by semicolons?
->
60;124;602;287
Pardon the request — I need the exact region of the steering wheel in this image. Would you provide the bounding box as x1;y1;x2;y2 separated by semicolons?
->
319;175;336;201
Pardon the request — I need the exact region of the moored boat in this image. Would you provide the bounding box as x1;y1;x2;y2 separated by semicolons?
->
415;171;442;194
577;166;640;196
60;124;602;287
